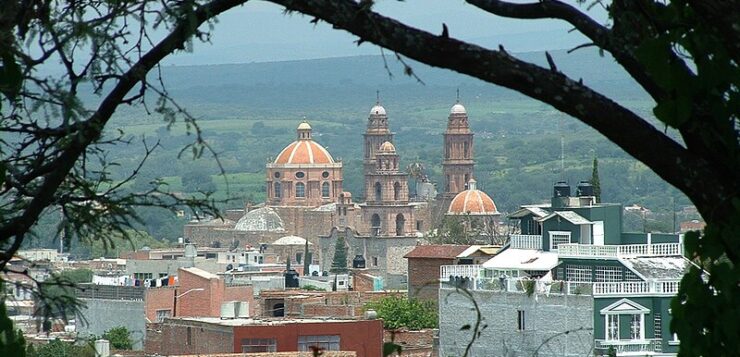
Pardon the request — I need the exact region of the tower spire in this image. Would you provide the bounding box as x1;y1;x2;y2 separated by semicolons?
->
456;88;460;103
376;90;380;104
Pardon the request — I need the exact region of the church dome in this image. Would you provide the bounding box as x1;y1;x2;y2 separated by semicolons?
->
272;235;312;246
274;122;335;165
378;141;396;153
450;103;467;114
447;180;498;215
234;207;286;232
370;104;386;116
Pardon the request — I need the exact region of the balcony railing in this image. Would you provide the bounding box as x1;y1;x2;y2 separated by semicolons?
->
593;280;680;296
595;339;663;354
509;234;543;250
440;264;482;281
558;243;683;258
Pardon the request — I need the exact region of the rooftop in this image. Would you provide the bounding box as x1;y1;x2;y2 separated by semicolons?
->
404;245;470;259
620;256;690;280
172;316;369;327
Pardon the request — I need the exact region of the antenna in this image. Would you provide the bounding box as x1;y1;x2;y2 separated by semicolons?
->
559;117;565;180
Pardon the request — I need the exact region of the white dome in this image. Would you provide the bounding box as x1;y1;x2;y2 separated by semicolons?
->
370;105;386;116
297;121;312;130
234;207;285;232
272;235;312;246
450;103;467;114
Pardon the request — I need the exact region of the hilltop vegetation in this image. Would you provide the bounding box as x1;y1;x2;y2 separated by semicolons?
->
27;51;691;254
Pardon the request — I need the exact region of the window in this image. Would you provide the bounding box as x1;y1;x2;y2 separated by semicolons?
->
463;141;469;158
274;172;281;178
549;231;571;250
393;182;401;201
374;182;382;201
625;270;642;281
395;214;405;236
155;309;171;322
274;182;282;198
298;335;340;351
607;315;619;340
242;338;277;353
296;182;305;198
595;266;622;282
371;214;381;236
295;171;305;179
566;265;592;282
416;220;422;231
322;182;330;198
517;310;526;331
322;171;329;178
134;273;153;280
630;314;642;340
372;257;378;266
186;327;192;345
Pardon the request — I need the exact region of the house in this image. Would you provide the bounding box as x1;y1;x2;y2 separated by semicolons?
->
404;245;470;303
146;316;383;356
438;181;688;357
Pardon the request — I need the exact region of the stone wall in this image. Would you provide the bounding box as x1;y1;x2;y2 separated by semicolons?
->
78;298;147;350
438;288;593;357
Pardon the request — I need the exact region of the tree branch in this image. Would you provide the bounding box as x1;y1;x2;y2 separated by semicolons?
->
269;0;735;224
0;0;250;264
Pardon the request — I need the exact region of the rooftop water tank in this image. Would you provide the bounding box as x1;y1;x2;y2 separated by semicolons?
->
352;255;366;269
553;181;570;197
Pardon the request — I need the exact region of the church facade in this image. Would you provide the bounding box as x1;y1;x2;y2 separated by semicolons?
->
183;99;499;286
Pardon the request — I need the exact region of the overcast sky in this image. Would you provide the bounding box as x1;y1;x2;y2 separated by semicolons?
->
167;0;609;65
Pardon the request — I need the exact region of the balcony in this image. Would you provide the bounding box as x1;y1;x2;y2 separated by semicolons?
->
595;339;663;355
509;234;542;250
558;243;683;258
593;280;680;296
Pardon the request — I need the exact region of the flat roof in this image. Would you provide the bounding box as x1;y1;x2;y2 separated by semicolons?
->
482;248;560;271
172;316;369;327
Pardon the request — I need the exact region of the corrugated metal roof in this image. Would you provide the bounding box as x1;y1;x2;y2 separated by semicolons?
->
620;256;689;280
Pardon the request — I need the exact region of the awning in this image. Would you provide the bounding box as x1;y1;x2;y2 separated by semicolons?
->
482;248;560;271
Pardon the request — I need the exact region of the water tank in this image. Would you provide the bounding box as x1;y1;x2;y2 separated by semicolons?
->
184;243;197;258
94;339;110;357
365;309;378;319
284;269;299;288
220;302;236;319
352;255;366;269
553;181;571;197
576;181;594;196
236;301;249;318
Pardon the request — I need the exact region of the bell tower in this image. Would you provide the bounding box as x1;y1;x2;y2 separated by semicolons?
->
363;93;393;186
442;98;474;198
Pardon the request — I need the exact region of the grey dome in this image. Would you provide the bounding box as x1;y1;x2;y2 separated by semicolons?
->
234;207;285;232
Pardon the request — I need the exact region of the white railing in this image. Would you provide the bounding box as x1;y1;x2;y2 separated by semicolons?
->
440;264;482;281
596;339;663;354
509;234;543;250
558;243;683;258
593;280;680;295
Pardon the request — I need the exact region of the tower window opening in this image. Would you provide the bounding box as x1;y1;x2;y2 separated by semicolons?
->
296;182;305;198
374;182;382;201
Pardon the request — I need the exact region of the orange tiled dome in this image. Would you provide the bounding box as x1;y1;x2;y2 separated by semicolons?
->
274;122;335;164
274;140;334;164
447;180;498;215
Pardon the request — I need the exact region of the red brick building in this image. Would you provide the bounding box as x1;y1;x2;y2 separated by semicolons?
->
147;317;383;357
404;245;470;303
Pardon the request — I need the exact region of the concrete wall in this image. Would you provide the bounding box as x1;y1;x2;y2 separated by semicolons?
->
78;298;146;350
439;288;593;357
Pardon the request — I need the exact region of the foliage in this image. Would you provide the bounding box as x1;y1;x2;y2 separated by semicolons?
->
102;326;133;350
590;157;601;202
330;235;348;273
37;269;93;320
365;295;438;330
26;339;95;357
88;230;169;259
0;291;26;357
182;168;217;193
301;284;326;292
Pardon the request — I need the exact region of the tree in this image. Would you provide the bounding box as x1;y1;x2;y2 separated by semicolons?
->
364;295;438;330
590;157;601;202
330;235;348;273
181;169;217;193
1;0;737;355
262;1;738;355
103;326;133;350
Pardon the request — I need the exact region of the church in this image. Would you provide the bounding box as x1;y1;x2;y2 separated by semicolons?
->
184;98;499;284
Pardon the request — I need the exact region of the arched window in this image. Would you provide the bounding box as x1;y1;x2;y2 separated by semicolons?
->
393;182;401;201
296;182;305;198
371;214;381;236
396;214;405;236
322;182;330;198
374;182;382;201
464;141;469;158
274;182;282;198
445;175;450;192
464;174;469;189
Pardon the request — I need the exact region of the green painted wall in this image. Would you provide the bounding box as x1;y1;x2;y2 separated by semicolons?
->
593;296;678;353
569;205;622;245
541;219;579;251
